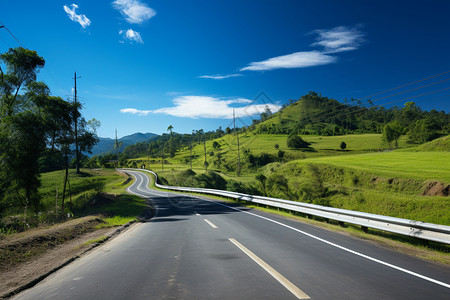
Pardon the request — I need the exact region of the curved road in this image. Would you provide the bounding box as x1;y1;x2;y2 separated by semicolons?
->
13;170;450;299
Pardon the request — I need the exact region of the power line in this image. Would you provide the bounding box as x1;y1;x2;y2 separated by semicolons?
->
357;70;450;101
0;22;22;46
0;21;71;96
284;71;450;126
315;87;450;125
369;78;450;102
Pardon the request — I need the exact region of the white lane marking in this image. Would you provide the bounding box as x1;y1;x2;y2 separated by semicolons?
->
130;171;450;289
195;212;201;216
229;238;310;299
209;200;450;289
204;219;218;229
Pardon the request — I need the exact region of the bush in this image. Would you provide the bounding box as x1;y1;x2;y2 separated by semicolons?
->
287;135;310;149
195;171;227;190
256;152;274;167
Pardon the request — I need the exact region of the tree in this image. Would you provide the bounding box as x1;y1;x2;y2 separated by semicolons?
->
0;48;46;213
407;118;441;143
382;122;402;148
274;144;279;150
340;141;347;151
167;125;174;135
0;47;45;117
167;125;176;158
287;134;309;149
212;141;220;149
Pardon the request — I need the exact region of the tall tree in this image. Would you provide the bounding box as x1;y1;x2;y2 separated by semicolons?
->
0;48;46;212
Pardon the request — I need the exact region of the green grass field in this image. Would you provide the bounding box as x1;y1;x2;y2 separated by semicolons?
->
292;151;450;182
132;133;415;173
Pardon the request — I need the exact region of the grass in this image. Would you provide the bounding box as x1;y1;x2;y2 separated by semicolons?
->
131;133;414;174
1;168;146;231
398;135;450;152
38;168;127;210
292;151;450;182
83;235;108;245
92;194;147;228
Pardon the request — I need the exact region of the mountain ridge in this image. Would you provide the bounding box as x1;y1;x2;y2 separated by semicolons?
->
89;132;158;156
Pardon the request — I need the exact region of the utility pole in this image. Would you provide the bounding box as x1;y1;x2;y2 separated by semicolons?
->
73;72;82;174
234;109;241;176
115;129;119;167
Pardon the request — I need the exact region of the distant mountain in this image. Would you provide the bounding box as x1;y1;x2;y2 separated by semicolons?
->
88;132;159;157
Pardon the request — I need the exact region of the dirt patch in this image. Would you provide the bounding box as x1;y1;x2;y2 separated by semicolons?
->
0;226;117;298
421;181;450;197
88;192;115;207
0;216;105;273
371;177;383;185
0;215;137;299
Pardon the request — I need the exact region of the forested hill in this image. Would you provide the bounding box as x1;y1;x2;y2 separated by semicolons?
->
251;91;449;142
89;132;158;156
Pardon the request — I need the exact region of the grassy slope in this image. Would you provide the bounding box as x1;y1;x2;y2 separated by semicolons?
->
2;169;145;228
41;169;145;227
132;133;413;173
292;151;450;182
140;134;449;225
397;135;450;152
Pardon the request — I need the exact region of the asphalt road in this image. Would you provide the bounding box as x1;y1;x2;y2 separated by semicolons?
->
12;170;450;299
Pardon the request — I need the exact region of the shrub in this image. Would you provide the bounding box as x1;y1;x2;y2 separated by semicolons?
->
287;135;310;149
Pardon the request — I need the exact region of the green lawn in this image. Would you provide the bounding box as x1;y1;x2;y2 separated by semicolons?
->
295;151;450;182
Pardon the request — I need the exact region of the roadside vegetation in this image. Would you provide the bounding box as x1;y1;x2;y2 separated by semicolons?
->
0;169;144;234
99;93;449;228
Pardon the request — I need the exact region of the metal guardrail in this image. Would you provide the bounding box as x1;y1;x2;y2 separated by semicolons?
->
122;168;450;244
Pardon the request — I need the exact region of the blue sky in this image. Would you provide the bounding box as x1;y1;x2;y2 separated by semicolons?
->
1;0;449;138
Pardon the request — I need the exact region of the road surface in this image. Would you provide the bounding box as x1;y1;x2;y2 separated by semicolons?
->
13;170;450;299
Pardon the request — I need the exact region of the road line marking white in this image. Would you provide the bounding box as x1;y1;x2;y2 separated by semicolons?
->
204;219;218;229
209;200;450;289
229;238;310;299
131;171;450;289
195;212;201;216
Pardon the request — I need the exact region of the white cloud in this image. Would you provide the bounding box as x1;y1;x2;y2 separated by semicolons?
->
112;0;156;24
197;74;243;80
240;25;365;72
63;4;91;29
120;108;151;116
119;29;143;44
120;95;281;119
311;25;365;53
240;51;336;71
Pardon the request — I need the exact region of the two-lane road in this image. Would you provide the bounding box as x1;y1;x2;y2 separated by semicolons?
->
13;170;450;299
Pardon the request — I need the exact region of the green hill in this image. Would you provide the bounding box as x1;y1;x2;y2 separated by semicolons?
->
398;135;450;152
